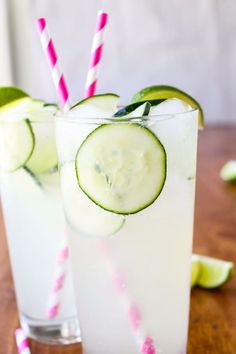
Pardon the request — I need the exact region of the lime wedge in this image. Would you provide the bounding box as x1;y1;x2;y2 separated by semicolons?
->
0;87;31;113
191;255;201;287
220;160;236;183
196;255;234;289
130;85;204;129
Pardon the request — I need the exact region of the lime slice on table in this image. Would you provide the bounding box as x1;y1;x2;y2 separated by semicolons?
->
195;255;234;289
130;85;204;129
191;255;201;288
220;160;236;183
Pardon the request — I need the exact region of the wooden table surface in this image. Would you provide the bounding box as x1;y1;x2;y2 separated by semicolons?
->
0;126;235;354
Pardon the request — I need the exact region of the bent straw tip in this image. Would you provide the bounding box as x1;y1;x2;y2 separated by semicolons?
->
35;18;47;32
97;10;108;27
98;10;108;16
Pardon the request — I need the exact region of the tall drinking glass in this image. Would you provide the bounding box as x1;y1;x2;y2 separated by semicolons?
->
56;108;198;354
0;109;80;344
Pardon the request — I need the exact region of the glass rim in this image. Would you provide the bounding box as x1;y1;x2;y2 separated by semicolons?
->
55;107;198;124
0;109;56;123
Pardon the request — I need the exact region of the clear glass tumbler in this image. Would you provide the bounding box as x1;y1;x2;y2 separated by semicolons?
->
0;110;80;344
56;108;198;354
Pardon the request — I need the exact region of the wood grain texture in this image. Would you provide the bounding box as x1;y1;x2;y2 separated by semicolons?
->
0;126;235;354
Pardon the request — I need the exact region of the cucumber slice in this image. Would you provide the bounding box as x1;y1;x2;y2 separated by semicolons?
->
114;102;150;118
131;85;204;128
25;119;58;174
27;99;58;113
23;166;42;188
27;100;58;123
60;162;125;237
114;100;165;117
71;94;119;117
76;123;167;214
0;119;34;172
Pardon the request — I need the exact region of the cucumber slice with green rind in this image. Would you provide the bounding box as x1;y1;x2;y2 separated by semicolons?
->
120;102;151;118
24;102;58;174
76;123;167;215
131;85;204;128
25;119;58;174
60;162;125;237
71;94;119;117
114;100;164;117
23;166;42;187
114;102;151;118
0;119;35;172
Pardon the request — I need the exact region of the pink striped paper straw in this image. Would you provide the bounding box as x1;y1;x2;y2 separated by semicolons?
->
84;11;108;97
47;239;69;319
15;328;31;354
99;241;157;354
35;18;72;319
36;18;72;111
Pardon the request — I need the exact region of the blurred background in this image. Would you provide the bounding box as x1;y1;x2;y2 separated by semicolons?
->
1;0;236;124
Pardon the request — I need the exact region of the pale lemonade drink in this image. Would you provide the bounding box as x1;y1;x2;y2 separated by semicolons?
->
56;102;198;354
0;105;79;344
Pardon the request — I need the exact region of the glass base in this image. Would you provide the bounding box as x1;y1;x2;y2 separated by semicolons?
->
20;313;81;345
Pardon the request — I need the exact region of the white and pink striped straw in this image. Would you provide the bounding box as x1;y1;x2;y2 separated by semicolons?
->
99;241;157;354
47;237;69;319
36;18;72;112
15;328;31;354
35;18;71;319
84;11;108;98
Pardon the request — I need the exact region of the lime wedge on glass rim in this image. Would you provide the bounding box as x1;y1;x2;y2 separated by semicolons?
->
130;85;204;129
0;87;58;174
192;254;234;289
0;86;31;113
0;87;35;172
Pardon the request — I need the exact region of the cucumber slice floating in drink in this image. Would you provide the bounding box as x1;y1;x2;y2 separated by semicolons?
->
76;123;167;215
72;93;119;117
60;162;125;237
25;117;58;174
196;255;234;289
114;100;165;118
0;119;35;172
114;101;152;117
131;85;204;128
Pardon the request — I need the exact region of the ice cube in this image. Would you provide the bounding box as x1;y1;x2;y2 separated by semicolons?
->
149;98;192;116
